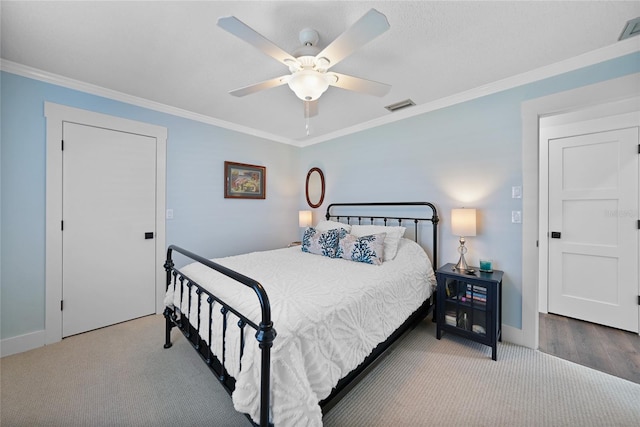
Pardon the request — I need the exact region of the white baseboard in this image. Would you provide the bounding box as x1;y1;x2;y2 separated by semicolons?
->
1;330;46;357
502;324;530;349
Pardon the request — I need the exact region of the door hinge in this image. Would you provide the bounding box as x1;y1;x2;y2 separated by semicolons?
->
61;220;64;231
61;140;64;151
638;295;640;306
637;220;640;230
61;300;64;311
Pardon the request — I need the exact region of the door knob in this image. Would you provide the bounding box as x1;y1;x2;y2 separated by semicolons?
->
145;232;154;239
550;231;561;239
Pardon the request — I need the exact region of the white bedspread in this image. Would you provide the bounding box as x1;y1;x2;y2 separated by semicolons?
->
165;238;436;426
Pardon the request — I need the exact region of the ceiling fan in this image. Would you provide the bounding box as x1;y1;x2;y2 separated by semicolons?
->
217;8;392;118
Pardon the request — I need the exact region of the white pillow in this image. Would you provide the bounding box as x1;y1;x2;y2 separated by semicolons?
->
314;220;352;233
350;224;406;261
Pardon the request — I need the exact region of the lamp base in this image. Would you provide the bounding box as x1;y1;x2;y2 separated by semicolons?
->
455;254;470;271
454;237;469;271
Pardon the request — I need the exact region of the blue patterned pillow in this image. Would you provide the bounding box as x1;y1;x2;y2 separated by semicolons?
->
301;227;344;258
338;233;386;265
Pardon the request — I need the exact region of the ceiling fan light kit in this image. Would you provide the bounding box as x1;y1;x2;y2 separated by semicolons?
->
217;8;392;119
287;69;329;101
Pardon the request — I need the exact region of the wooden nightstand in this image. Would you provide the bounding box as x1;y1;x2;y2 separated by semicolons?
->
435;263;503;360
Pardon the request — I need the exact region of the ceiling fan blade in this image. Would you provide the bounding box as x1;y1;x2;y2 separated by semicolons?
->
327;72;391;97
315;9;390;69
217;16;298;67
304;100;318;118
229;75;289;97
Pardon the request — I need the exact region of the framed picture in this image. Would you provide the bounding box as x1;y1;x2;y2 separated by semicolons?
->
224;161;266;199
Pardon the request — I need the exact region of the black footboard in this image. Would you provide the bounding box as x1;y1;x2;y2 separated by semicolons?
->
163;246;275;427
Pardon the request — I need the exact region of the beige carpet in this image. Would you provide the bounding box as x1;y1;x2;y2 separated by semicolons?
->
2;314;639;426
325;321;640;426
0;315;247;427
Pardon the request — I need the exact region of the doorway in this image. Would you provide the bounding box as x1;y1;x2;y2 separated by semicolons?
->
45;103;167;344
537;104;640;382
520;73;640;351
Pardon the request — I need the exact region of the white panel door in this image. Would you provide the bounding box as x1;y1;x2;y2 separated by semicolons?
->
62;122;156;337
548;127;639;333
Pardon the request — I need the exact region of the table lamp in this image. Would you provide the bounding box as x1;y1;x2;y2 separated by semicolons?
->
451;208;476;271
299;210;312;228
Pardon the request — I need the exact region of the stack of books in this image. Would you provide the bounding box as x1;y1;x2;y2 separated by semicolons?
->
466;284;487;304
445;310;457;326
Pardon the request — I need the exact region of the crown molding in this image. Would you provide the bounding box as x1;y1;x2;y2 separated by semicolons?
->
0;59;296;146
298;37;640;147
3;36;638;148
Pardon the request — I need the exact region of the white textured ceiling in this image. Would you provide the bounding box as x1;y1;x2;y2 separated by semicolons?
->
2;1;639;145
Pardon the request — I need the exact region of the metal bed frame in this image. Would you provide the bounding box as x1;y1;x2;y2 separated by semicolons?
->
163;202;439;426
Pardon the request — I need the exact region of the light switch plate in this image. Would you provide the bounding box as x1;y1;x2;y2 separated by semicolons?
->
166;209;174;220
512;210;522;223
512;186;522;198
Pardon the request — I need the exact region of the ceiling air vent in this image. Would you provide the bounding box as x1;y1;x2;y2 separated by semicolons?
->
619;17;640;41
385;99;415;112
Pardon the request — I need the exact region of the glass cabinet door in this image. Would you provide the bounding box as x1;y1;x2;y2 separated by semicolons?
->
443;278;488;336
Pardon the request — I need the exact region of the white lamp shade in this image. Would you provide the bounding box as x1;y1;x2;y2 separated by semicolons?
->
299;210;313;228
451;208;476;237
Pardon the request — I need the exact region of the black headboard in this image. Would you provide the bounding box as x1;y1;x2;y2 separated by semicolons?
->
325;202;439;268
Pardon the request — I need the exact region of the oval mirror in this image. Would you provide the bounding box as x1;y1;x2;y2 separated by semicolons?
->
305;167;325;208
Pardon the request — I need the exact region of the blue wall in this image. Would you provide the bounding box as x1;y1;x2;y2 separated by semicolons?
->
0;72;300;340
1;51;639;341
300;52;640;330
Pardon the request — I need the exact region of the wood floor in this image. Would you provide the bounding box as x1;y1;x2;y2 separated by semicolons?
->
538;313;640;384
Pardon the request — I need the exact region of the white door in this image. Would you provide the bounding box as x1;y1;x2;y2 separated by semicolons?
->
62;122;157;337
548;126;639;333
